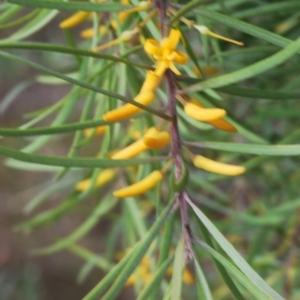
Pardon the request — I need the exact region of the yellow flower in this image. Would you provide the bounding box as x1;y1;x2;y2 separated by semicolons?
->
193;155;246;176
144;29;188;76
102;91;155;122
143;127;171;149
59;11;91;29
111;138;148;160
80;25;109;39
184;102;226;122
84;125;108;137
76;169;115;191
188;99;236;132
113;170;163;198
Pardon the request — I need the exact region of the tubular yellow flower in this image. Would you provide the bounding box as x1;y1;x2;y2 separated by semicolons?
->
189;99;236;132
111;139;148;159
184;102;226;122
102;91;155;122
113;170;163;198
59;11;90;29
140;71;162;93
76;169;115;191
193;155;246;176
84;125;108;137
80;25;109;39
143;127;171;149
144;29;188;76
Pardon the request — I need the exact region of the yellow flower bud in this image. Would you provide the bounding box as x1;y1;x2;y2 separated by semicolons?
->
103;91;155;122
193;155;246;176
111;139;148;160
80;25;108;39
84;125;108;137
59;12;90;29
113;170;163;198
184;102;226;122
143;127;170;149
76;169;115;191
189;99;236;132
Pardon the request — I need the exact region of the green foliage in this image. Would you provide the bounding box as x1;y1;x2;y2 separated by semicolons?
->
1;0;300;299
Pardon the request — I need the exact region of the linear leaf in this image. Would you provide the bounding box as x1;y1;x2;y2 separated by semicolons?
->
193;255;213;300
183;36;300;93
184;141;300;156
33;196;118;255
0;119;109;136
194;240;270;300
217;85;300;100
186;196;284;300
0;145;168;168
233;1;300;19
178;9;293;50
84;200;176;300
6;0;131;12
171;236;185;300
0;42;149;69
0;50;170;120
137;255;174;300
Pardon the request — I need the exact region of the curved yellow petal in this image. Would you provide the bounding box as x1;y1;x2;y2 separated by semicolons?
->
193;155;246;176
113;170;163;198
160;29;181;49
103;91;155;122
184;103;226;121
167;50;188;65
59;11;90;29
143;127;171;149
144;39;163;56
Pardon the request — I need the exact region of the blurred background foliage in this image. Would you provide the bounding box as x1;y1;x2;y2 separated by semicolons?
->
1;0;300;299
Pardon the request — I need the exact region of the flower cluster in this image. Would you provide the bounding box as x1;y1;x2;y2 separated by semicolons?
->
74;25;245;196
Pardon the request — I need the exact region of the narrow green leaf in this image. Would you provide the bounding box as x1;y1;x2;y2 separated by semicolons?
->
233;1;300;19
0;50;171;120
0;145;168;168
184;9;293;50
194;240;270;299
217;85;300;100
6;0;131;12
33;196;118;255
0;42;149;69
171;236;185;300
137;255;174;300
186;196;284;300
15;195;81;231
183;36;300;93
184;141;300;156
0;119;109;137
194;217;245;300
193;256;213;300
0;5;22;24
2;9;58;42
84;199;176;300
66;243;112;271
